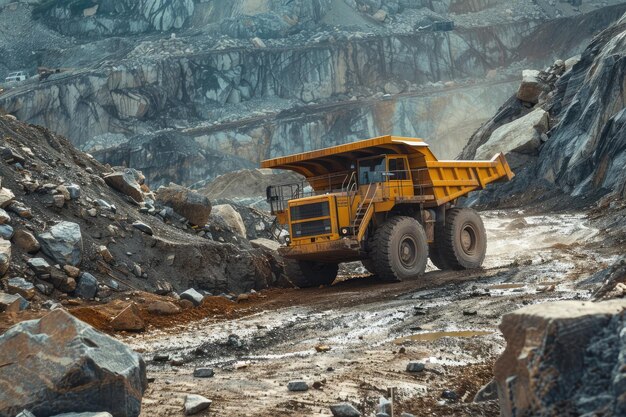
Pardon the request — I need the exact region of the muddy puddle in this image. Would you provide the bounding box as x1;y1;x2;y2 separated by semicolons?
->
394;330;493;344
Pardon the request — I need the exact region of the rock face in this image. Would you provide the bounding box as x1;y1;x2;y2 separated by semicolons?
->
0;309;147;417
462;13;626;207
494;299;626;417
3;2;623;189
38;221;83;266
156;184;211;226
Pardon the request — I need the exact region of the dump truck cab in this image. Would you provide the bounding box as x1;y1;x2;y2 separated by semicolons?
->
262;136;513;287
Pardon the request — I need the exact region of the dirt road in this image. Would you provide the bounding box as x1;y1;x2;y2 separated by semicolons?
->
129;211;613;416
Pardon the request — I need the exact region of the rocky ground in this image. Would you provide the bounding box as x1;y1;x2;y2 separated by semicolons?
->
115;210;619;416
0;112;294;336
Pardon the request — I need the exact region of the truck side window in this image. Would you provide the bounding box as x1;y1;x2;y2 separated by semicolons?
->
389;158;408;180
358;157;386;184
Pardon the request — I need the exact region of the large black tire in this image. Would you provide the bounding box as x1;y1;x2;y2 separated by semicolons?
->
284;259;339;288
370;216;429;282
439;208;487;270
361;259;377;275
429;244;449;270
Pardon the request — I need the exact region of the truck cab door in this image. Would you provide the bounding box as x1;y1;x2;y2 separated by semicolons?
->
385;156;413;199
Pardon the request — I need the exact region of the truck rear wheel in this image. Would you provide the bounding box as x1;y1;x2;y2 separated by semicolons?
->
429;244;449;270
440;208;487;270
361;259;377;275
284;259;338;288
370;216;428;282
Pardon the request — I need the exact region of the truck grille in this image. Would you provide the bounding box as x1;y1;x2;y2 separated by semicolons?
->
292;219;332;238
290;201;330;221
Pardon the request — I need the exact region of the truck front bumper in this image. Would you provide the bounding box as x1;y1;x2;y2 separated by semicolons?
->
279;238;362;263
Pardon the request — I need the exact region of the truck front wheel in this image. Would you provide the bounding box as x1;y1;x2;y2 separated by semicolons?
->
370;216;429;282
439;208;487;270
284;259;339;288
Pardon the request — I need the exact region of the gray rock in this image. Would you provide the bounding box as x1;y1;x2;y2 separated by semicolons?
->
132;221;153;235
287;380;309;392
94;199;113;210
42;300;62;310
330;403;361;417
0;208;10;224
152;353;170;362
516;69;546;104
441;389;457;400
49;269;77;293
0;187;15;208
104;170;144;202
15;410;35;417
156;184;212;226
65;184;81;200
74;272;98;299
376;397;391;415
0;224;13;239
0;238;11;275
27;258;51;276
36;282;54;296
475;108;549;160
0;292;27;312
0;309;147;416
180;288;204;306
406;362;425;372
193;367;214;378
12;229;40;254
184;394;212;415
400;414;416;417
474;379;498;402
7;277;35;300
37;221;83;266
52;413;113;417
7;201;32;218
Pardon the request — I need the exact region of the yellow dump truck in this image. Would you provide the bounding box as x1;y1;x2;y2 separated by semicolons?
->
261;135;514;287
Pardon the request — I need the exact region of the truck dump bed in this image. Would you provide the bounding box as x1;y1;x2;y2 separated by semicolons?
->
261;135;514;207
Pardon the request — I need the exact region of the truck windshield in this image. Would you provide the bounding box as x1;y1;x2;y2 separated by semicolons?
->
358;156;386;185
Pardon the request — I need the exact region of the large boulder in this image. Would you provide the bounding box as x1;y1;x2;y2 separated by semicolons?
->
494;299;626;417
156;184;212;226
104;170;144;202
0;309;147;417
475;108;549;161
211;204;247;237
516;69;547;104
37;222;83;266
